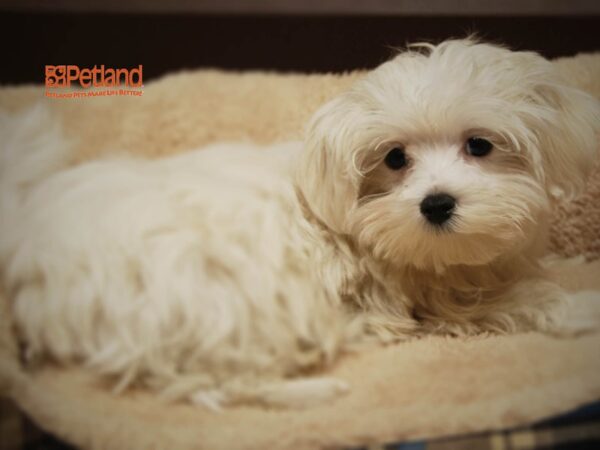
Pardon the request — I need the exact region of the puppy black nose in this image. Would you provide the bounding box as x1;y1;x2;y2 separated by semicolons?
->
420;193;456;225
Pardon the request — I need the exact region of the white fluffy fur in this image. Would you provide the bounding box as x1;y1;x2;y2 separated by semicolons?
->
1;40;599;408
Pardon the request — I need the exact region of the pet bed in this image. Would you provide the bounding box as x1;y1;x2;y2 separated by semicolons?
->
0;52;599;450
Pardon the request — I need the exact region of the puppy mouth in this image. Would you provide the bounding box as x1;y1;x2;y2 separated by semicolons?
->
424;218;456;234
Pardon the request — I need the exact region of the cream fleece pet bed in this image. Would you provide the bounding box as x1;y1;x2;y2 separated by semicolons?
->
1;52;600;450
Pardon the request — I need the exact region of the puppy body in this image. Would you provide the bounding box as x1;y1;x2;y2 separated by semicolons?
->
1;40;598;407
0;130;356;406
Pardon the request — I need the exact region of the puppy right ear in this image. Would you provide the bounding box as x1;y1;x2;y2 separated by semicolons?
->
296;95;367;234
530;75;600;202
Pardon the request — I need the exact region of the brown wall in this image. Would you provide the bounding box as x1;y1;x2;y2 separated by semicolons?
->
1;12;599;85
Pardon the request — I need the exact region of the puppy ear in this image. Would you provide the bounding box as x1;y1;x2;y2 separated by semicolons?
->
296;95;366;234
530;68;600;201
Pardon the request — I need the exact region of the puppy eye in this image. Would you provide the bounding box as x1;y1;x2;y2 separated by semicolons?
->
466;137;493;157
384;147;407;170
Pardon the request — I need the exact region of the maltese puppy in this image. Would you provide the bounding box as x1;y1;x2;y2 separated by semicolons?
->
1;39;598;409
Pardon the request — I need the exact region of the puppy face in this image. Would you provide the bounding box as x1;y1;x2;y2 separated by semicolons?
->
298;39;600;271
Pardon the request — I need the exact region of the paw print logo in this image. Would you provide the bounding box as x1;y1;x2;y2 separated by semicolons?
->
45;65;67;87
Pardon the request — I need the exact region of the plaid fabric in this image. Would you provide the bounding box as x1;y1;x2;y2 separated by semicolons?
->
2;396;599;450
359;402;600;450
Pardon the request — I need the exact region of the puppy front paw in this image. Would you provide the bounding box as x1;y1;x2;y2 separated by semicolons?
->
548;290;600;337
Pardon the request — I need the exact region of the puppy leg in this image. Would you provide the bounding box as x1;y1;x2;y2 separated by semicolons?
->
485;278;600;336
252;376;350;408
549;290;600;337
500;278;568;333
189;377;350;410
419;278;569;336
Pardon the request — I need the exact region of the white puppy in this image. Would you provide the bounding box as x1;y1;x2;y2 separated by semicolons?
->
1;39;598;408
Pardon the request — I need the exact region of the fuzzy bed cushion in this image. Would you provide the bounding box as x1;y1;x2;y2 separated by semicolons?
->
0;52;599;450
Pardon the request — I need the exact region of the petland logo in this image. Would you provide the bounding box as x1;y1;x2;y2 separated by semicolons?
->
45;65;144;99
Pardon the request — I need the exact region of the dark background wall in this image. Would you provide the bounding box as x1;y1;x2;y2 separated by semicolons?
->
1;5;599;85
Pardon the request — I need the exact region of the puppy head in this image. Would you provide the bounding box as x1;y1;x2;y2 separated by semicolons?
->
298;39;599;271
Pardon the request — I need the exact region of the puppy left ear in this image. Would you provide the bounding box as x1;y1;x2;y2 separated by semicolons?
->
532;70;600;201
296;94;367;234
